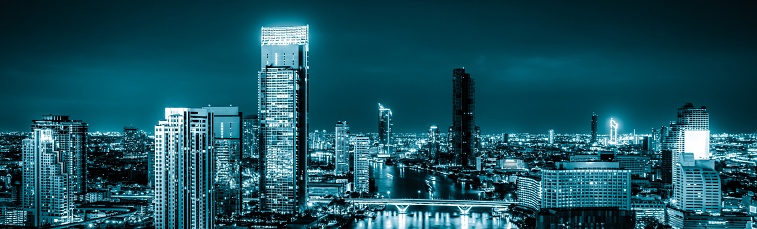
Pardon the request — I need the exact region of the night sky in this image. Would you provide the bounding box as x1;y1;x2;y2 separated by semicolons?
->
1;1;756;134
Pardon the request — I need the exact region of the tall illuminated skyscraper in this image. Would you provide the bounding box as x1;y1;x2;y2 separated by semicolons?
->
663;104;709;195
154;108;213;229
353;136;370;194
591;113;598;143
452;68;475;167
334;121;350;175
258;25;309;215
378;103;393;154
428;125;440;162
548;129;554;145
609;118;618;145
22;115;87;227
203;106;243;216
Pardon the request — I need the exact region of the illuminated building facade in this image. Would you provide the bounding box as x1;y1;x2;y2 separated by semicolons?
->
664;103;710;183
451;68;476;167
334;121;350;175
591;113;598;143
428;125;440;162
378;103;392;154
154;108;213;229
203;106;243;216
22;115;87;227
609;118;618;145
672;153;721;214
258;25;309;215
548;129;554;145
353;136;370;194
516;176;541;212
541;162;631;210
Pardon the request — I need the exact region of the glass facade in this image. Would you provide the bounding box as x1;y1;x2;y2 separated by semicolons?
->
258;25;309;215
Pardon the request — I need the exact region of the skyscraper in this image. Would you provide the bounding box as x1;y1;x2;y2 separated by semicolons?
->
548;129;554;145
428;125;440;163
378;103;392;155
22;115;87;227
672;153;721;213
154;108;214;229
451;68;475;167
663;104;710;198
241;115;259;214
609;118;618;145
591;113;598;143
258;25;309;215
353;136;370;194
334;121;350;175
203;106;243;216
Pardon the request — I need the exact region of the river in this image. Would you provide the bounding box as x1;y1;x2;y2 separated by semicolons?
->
349;162;516;229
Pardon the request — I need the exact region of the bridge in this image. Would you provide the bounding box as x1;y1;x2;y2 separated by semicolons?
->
309;198;516;214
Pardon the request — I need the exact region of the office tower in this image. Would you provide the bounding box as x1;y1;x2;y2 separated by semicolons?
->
591;113;598;143
154;108;213;228
242;115;260;159
451;68;475;167
516;176;541;212
22;115;87;227
258;25;309;215
672;153;721;213
204;106;243;216
334;121;350;175
353;136;370;194
609;118;618;145
548;129;554;145
663;104;710;199
615;155;651;177
428;125;440;163
378;103;393;154
541;162;631;210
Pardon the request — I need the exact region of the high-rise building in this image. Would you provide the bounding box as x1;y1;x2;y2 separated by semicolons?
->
242;115;260;160
661;150;673;185
662;104;710;204
541;162;631;210
154;108;214;229
353;136;370;194
22;115;87;227
548;129;554;145
203;106;243;216
615;155;651;177
672;153;721;213
451;68;475;167
378;103;393;154
334;121;350;175
591;113;598;143
428;125;440;163
609;118;619;145
258;25;309;215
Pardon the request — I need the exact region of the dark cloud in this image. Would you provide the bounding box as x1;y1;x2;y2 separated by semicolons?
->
1;1;756;134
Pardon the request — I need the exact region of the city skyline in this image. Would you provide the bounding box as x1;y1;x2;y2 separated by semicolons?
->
2;1;756;134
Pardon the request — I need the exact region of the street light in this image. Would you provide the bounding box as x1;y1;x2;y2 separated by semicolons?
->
387;191;391;199
418;190;421;199
478;192;482;200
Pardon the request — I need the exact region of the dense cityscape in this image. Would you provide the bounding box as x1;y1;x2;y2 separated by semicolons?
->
3;1;757;229
0;25;755;228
